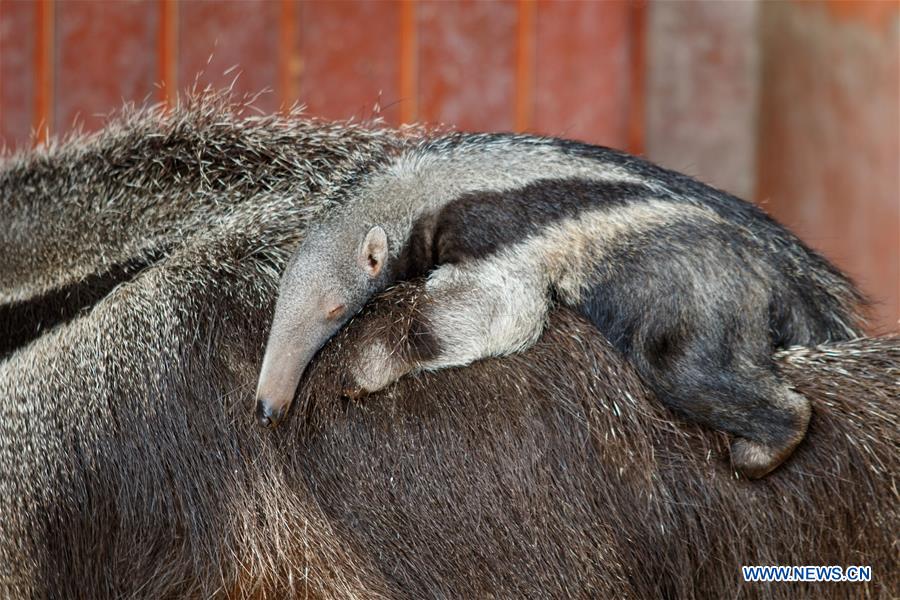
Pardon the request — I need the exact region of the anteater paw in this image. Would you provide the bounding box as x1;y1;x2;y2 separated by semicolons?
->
731;437;798;479
347;340;410;397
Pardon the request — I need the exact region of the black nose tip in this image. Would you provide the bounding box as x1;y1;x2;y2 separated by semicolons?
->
255;399;284;428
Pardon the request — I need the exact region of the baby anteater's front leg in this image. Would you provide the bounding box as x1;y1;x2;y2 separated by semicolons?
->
348;260;551;395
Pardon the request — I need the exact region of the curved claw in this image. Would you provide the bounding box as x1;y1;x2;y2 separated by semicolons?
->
341;385;369;401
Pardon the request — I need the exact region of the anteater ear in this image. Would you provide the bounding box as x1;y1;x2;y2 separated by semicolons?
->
358;225;389;278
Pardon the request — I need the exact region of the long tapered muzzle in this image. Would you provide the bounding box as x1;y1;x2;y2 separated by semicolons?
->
255;342;315;428
255;397;286;428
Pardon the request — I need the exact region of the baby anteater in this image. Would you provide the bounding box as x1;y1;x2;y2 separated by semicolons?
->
256;133;864;478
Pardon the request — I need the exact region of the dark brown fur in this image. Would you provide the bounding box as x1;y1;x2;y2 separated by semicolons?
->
1;97;896;599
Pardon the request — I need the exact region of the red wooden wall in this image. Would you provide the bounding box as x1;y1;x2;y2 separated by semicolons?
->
0;0;897;332
755;1;899;335
0;0;645;152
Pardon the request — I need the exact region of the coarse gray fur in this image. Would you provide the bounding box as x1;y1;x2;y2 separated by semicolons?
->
2;96;897;599
260;133;866;479
0;93;420;599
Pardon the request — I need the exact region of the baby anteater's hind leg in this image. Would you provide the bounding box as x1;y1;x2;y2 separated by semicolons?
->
655;364;811;479
728;383;811;478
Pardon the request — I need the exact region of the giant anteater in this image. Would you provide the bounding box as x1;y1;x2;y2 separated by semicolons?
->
257;132;864;480
0;95;896;599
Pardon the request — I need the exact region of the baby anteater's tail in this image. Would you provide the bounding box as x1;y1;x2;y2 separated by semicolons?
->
768;244;867;349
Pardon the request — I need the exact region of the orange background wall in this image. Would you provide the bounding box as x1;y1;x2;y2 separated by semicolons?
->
0;0;897;332
756;1;899;335
0;0;645;149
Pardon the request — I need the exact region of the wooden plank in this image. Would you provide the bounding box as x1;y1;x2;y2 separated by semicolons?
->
417;0;517;131
514;0;535;132
644;0;758;198
279;0;298;111
756;1;899;332
55;0;157;134
532;0;631;147
398;0;416;124
627;0;646;155
158;0;176;106
0;0;37;149
179;0;280;113
296;0;402;124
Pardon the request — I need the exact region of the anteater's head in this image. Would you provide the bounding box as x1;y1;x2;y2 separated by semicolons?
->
255;224;392;428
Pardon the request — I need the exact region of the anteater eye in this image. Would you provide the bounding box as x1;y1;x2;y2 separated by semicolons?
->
326;304;346;321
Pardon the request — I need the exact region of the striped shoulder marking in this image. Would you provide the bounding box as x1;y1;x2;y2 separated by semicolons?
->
427;178;653;264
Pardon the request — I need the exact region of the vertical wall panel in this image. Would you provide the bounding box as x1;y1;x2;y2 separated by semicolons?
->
757;1;899;332
55;0;157;134
180;0;280;113
418;0;517;131
644;0;759;199
398;0;417;123
297;0;401;123
532;0;631;148
626;0;646;155
0;0;36;149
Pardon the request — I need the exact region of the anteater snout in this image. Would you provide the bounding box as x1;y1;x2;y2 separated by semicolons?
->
255;398;285;428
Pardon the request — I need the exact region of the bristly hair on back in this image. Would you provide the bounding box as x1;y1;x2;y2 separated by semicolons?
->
0;91;895;599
